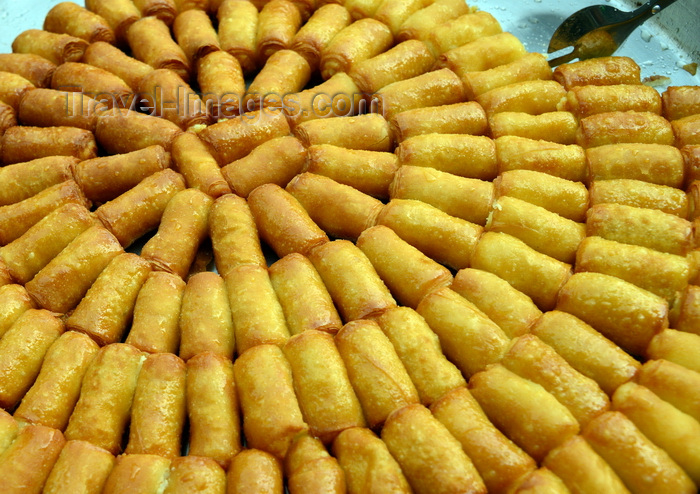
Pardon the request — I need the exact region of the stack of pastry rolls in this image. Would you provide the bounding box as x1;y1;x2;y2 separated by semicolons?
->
0;0;700;492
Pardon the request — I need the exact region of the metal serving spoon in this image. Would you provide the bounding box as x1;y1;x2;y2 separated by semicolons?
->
547;0;680;67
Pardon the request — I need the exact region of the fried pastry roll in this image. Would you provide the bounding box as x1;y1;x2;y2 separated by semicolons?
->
308;239;396;322
165;456;227;494
225;264;291;353
208;194;266;276
304;144;398;199
294;113;393;151
0;260;10;287
390;166;493;225
0;424;66;494
463;54;554;101
377;307;466;405
586;203;692;256
372;0;424;36
247;183;328;258
138;69;209;130
553;56;641;89
396;0;471;41
283;330;365;443
335;319;420;428
198;109;290;165
470;231;572;311
489;111;578;144
11;29;88;66
564;83;661;119
42;440;115;494
171;133;229;198
227;449;284;494
179;272;235;360
377;199;484;271
218;0;259;74
494;169;588;222
390;101;488;142
477;80;565;118
0;309;64;409
397;133;497;180
576;236;690;303
0;284;35;338
102;454;170;494
44;2;115;43
0;155;77;207
286;172;383;240
223;137;307;197
557;272;668;357
382;403;487;494
332;427;411;494
487;196;585;264
588;179;688;218
427;10;502;55
127;16;190;82
502;334;610;426
234;344;308;457
416;287;509;377
0;71;35;111
95;108;183;154
437;32;526;77
82;42;153;92
542;435;630;494
583;411;695;494
670;284;700;334
65;253;151;345
173;9;220;66
1;125;97;164
198;51;245;120
0;53;56;88
0;100;16;135
0;410;18;456
495;135;587;182
244;50;310;110
18;88;107;132
75;146;169;203
576;110;674;147
186;353;241;468
646;329;700;373
269;253;342;336
140;188;213;278
348;40;434;94
25;226;123;314
125;353;186;458
84;0;142;44
586;143;684;187
290;4;351;72
375;68;465;121
342;0;384;22
357;225;452;309
51;62;133;110
14;331;99;430
451;268;541;338
285;433;346;494
256;0;303;64
612;381;700;484
132;0;177;25
672;113;700;148
662;85;700;121
64;343;145;454
125;272;185;354
282;72;362;127
530;310;641;395
95;168;186;248
638;359;700;423
430;387;537;494
469;364;579;463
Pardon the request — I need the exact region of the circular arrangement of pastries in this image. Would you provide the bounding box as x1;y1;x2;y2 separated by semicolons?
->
1;0;700;492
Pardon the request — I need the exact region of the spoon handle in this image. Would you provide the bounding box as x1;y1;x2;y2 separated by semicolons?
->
632;0;679;23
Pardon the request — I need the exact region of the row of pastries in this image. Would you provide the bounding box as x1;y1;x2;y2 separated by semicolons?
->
0;0;700;492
